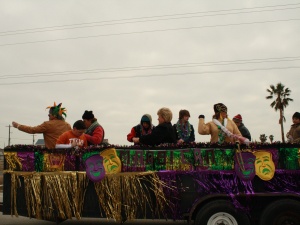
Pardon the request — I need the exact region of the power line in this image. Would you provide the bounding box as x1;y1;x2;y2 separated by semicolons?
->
1;3;300;36
0;56;300;79
5;125;11;146
1;66;299;86
9;137;32;141
1;18;299;47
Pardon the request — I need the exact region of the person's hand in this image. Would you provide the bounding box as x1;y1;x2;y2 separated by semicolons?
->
69;138;77;147
12;121;19;128
198;115;205;119
177;139;184;144
132;137;139;143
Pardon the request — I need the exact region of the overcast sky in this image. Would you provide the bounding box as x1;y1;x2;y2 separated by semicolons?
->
0;0;299;147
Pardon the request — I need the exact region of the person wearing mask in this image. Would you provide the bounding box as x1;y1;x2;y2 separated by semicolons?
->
173;109;195;144
132;107;176;146
286;112;300;143
232;114;251;141
82;110;105;146
12;102;71;149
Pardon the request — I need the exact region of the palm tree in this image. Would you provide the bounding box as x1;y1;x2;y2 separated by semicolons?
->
260;134;267;143
269;135;274;143
266;83;293;143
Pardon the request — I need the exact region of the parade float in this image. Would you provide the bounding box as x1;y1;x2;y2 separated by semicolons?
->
2;142;300;225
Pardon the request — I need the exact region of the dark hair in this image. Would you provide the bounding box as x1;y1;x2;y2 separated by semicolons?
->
179;109;190;119
82;110;94;120
73;120;86;130
293;112;300;119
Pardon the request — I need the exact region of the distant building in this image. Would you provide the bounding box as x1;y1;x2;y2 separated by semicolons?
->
35;139;45;147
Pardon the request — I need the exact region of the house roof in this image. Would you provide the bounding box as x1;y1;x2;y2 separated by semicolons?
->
35;139;45;146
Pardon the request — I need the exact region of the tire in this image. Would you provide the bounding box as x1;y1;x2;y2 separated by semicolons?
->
194;200;250;225
259;199;300;225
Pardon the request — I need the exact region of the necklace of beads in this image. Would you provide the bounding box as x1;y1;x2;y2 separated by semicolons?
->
176;120;191;141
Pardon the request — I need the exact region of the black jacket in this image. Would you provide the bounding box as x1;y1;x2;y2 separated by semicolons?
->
238;123;251;141
139;122;176;145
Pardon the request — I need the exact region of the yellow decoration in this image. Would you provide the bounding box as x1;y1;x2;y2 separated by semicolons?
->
4;152;22;171
100;148;122;174
44;153;65;171
253;150;275;181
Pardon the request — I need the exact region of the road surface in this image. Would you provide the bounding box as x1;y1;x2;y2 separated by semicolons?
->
0;215;188;225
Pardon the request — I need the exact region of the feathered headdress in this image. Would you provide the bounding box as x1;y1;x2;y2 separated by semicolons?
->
46;102;67;118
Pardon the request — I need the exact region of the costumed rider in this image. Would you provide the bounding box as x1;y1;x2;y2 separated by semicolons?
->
82;110;105;146
198;103;249;144
12;102;71;149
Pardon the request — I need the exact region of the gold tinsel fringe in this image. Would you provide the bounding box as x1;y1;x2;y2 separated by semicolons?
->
6;171;170;222
94;171;169;223
24;173;42;219
4;152;22;171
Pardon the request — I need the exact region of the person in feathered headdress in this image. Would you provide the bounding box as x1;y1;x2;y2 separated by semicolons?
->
47;102;67;121
12;102;71;149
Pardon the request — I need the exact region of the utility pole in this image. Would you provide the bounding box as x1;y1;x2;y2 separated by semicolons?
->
6;124;11;146
32;134;36;145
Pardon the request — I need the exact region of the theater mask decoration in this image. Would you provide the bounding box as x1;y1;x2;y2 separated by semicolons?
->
100;148;122;174
84;154;106;182
253;150;275;181
47;153;65;170
234;151;256;181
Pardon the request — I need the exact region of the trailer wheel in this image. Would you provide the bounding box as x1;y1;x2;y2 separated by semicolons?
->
194;200;250;225
259;199;300;225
